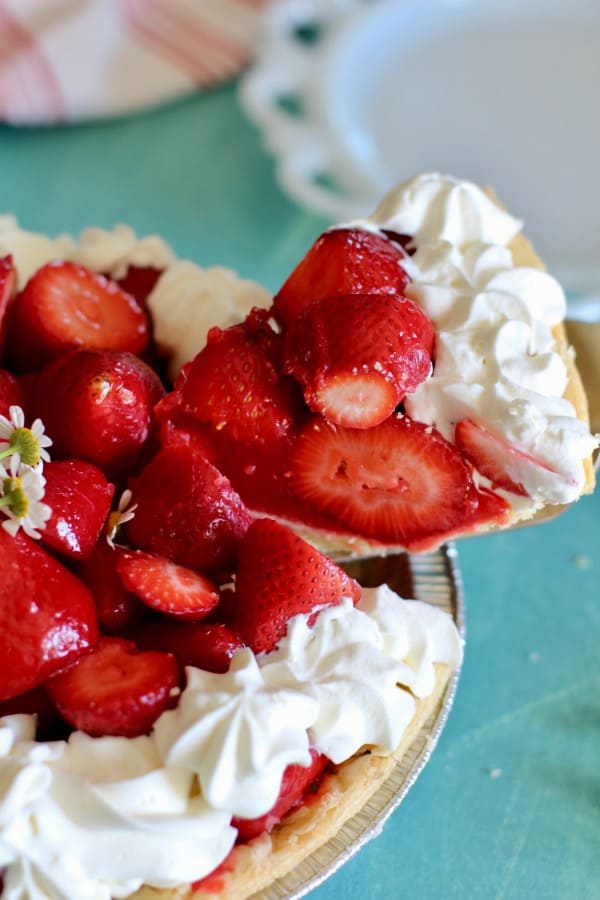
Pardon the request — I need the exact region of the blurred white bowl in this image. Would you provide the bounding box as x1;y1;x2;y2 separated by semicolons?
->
240;0;600;294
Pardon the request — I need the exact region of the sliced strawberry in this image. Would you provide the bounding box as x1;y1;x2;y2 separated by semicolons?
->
116;549;220;621
179;322;299;445
291;415;475;547
273;228;410;327
232;749;329;842
79;540;146;635
231;518;361;654
283;294;434;428
33;349;165;479
0;254;16;359
0;368;25;418
126;444;252;575
133;620;243;674
6;260;150;372
41;459;115;560
0;529;98;701
454;418;560;497
46;636;179;738
406;484;511;552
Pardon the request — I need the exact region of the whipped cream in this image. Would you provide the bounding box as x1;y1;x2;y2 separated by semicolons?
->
352;173;598;504
0;588;461;898
0;716;236;900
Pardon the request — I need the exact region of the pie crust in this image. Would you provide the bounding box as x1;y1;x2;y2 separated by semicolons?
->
133;663;452;900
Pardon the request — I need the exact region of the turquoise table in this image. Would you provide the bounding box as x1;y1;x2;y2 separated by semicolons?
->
1;85;598;900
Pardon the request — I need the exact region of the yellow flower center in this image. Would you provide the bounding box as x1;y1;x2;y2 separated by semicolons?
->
1;476;29;518
10;427;42;467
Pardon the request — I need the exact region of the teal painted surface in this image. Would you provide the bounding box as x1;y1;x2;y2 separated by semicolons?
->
1;84;598;900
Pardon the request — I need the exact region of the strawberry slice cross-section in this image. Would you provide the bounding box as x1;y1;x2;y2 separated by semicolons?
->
454;418;563;497
7;260;149;372
116;549;221;621
46;636;180;738
291;415;476;548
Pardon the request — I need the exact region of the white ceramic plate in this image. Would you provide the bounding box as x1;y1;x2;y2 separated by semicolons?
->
255;544;464;899
240;0;600;295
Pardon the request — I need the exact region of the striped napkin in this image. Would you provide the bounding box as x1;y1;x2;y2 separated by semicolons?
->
0;0;268;125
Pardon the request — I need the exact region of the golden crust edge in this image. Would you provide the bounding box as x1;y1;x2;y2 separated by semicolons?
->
132;664;453;900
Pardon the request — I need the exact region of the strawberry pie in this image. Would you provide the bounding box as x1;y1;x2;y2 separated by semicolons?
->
0;173;596;898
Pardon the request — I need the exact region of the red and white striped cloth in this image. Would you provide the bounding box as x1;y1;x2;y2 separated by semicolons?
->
0;0;268;124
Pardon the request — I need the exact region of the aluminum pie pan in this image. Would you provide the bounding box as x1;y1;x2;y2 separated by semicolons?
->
252;543;465;900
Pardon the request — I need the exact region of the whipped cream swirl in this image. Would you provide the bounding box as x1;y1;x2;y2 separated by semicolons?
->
353;173;598;504
0;589;461;898
0;717;235;900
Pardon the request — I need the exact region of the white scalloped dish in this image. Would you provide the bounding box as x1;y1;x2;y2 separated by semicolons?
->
240;0;600;294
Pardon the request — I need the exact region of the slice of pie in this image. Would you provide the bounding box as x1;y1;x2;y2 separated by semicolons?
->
146;173;597;558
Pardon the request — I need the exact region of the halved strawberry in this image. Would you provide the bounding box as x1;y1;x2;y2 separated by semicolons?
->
231;518;361;654
283;294;435;429
126;444;252;575
273;228;410;327
0;529;98;701
116;549;221;621
291;415;475;547
0;368;25;418
0;254;16;359
46;636;179;738
454;418;560;497
232;749;329;842
33;349;165;479
41;459;115;560
133;620;243;674
179;322;299;445
78;540;146;635
6;260;149;372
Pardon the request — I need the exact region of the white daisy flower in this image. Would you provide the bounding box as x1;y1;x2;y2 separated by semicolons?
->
0;405;52;468
106;488;138;549
0;455;52;539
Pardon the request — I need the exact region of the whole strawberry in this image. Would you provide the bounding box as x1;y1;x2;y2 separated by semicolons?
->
179;321;299;445
0;529;98;701
230;518;361;654
41;459;115;560
33;349;165;479
126;444;252;575
273;228;410;327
